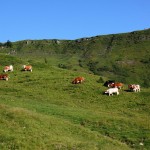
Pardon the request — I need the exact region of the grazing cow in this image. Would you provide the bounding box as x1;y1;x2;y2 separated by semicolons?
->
72;77;85;84
105;87;119;96
0;74;9;81
3;65;13;72
22;65;32;72
103;80;115;87
128;84;140;92
108;82;123;89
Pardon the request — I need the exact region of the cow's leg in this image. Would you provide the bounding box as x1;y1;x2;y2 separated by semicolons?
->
77;80;80;84
109;93;113;96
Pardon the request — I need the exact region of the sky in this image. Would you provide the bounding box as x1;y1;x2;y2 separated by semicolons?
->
0;0;150;42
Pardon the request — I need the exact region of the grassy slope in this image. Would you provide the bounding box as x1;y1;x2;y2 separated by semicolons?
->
1;29;150;87
0;55;149;149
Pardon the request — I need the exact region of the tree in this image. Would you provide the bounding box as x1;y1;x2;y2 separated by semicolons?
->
0;42;3;47
4;40;12;48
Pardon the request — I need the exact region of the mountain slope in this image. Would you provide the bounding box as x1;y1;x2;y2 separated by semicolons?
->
1;29;150;87
0;56;150;149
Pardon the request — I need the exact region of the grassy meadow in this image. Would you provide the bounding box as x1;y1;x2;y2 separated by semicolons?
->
0;54;150;150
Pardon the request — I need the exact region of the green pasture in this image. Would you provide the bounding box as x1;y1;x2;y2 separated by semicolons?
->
0;56;149;149
0;29;150;149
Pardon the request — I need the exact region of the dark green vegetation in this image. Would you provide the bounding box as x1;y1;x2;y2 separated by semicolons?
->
0;29;150;149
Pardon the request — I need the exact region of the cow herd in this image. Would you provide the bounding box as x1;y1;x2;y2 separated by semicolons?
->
0;65;141;96
0;65;32;81
72;77;141;96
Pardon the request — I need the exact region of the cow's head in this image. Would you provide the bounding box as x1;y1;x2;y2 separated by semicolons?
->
104;90;109;94
23;65;26;68
108;83;114;87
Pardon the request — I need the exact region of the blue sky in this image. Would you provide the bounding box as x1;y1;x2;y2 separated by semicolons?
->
1;0;150;42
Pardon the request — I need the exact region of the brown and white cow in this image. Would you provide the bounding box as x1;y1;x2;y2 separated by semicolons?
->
0;74;9;81
128;84;140;92
3;65;13;72
22;65;32;72
108;82;123;89
72;77;85;84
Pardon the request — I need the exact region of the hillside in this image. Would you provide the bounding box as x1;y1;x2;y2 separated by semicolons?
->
0;55;150;149
0;29;150;149
0;28;150;87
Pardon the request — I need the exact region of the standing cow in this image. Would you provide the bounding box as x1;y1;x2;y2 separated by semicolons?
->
72;77;85;84
128;84;140;92
103;80;115;87
22;65;32;72
108;82;123;89
0;74;9;81
3;65;13;72
104;87;119;96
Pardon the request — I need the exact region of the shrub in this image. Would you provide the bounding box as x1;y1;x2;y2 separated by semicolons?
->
97;76;104;83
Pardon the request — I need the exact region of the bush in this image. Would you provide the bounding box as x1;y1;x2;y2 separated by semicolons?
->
58;64;72;70
4;40;12;48
97;76;104;83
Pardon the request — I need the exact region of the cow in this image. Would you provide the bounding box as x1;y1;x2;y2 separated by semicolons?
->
104;87;119;96
72;77;85;84
108;82;123;89
3;65;13;72
22;65;32;72
0;74;9;81
103;80;115;87
128;84;140;92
